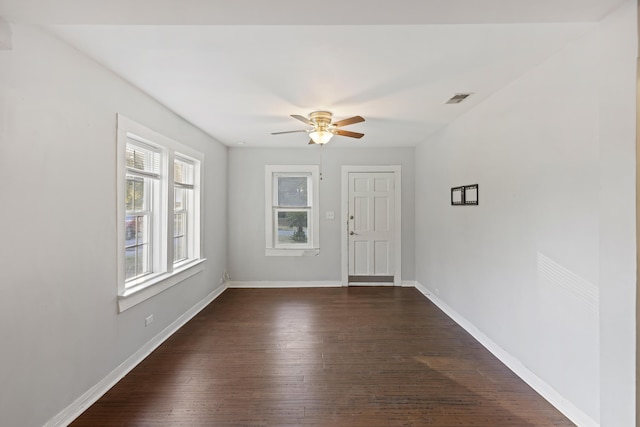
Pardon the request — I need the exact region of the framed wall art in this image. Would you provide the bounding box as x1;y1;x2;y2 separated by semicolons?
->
464;184;478;205
451;184;478;206
451;186;464;205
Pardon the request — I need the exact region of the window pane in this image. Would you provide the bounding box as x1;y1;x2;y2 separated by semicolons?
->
174;212;186;238
125;179;134;211
135;215;150;245
174;158;194;185
126;176;150;212
125;242;151;281
125;215;136;240
125;215;150;243
125;213;151;282
174;187;187;212
133;178;145;211
135;246;146;278
174;236;186;262
174;212;187;262
277;177;308;207
125;244;136;280
126;141;160;174
277;211;308;244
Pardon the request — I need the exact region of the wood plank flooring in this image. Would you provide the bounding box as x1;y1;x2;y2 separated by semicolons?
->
71;287;575;426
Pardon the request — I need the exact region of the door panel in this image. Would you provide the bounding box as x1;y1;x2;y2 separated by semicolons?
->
354;177;370;192
354;196;370;232
374;177;390;192
374;196;390;231
374;240;390;274
348;172;395;277
353;240;370;275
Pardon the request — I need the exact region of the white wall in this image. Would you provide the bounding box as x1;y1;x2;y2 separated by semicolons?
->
227;147;415;282
414;2;636;425
0;25;227;427
596;1;637;425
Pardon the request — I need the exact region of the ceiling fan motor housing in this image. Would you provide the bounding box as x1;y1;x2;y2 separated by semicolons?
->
309;111;333;130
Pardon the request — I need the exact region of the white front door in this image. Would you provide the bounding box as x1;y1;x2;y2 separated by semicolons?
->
348;172;395;277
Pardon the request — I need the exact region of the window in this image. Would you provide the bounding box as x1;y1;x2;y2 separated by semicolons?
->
117;115;204;312
265;165;320;256
173;156;197;264
125;142;160;281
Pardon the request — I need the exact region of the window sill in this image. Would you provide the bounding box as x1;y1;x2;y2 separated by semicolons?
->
118;258;206;312
265;248;320;257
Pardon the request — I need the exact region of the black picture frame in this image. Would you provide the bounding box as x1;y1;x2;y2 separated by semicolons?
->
464;184;478;205
451;184;479;205
451;186;464;205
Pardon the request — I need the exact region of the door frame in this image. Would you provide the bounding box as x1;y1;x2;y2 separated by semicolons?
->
341;165;402;287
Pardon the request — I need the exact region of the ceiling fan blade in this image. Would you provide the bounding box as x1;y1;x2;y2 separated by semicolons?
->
308;139;316;145
332;115;365;127
334;129;364;139
291;114;314;125
271;130;308;135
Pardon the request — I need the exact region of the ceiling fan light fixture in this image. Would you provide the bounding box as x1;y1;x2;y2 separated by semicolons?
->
272;111;364;145
309;130;334;145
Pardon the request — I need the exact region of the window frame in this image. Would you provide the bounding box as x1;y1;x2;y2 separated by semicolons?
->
124;140;162;283
173;154;199;266
117;114;205;312
265;165;320;256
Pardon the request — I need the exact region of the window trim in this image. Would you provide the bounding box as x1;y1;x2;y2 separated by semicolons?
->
173;154;199;266
265;165;320;256
117;114;205;312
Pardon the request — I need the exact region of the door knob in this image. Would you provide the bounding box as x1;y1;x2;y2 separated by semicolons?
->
350;231;356;235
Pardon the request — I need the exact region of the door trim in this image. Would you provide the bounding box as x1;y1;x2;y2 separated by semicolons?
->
341;165;402;286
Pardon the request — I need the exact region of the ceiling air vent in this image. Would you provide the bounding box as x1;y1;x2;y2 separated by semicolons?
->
445;93;473;104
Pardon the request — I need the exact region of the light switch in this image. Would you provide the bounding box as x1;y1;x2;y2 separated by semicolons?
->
326;211;335;220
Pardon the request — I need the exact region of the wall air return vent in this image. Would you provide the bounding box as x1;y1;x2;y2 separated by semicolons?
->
445;93;473;104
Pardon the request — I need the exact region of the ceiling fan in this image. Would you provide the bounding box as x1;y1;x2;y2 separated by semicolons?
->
271;111;365;145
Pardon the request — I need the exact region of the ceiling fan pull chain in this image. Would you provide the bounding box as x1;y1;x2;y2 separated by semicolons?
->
319;144;324;181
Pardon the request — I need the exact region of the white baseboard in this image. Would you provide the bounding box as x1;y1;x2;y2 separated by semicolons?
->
45;284;228;427
227;280;343;288
413;282;597;427
228;280;415;288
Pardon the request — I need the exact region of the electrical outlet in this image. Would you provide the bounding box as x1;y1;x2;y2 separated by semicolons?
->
145;314;153;327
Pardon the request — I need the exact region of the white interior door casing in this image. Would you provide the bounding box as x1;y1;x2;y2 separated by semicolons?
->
348;172;395;276
342;165;402;286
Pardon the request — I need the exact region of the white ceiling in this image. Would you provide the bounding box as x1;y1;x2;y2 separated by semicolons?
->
3;0;627;148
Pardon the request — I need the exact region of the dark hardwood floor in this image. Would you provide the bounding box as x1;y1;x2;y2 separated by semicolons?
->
71;287;575;426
